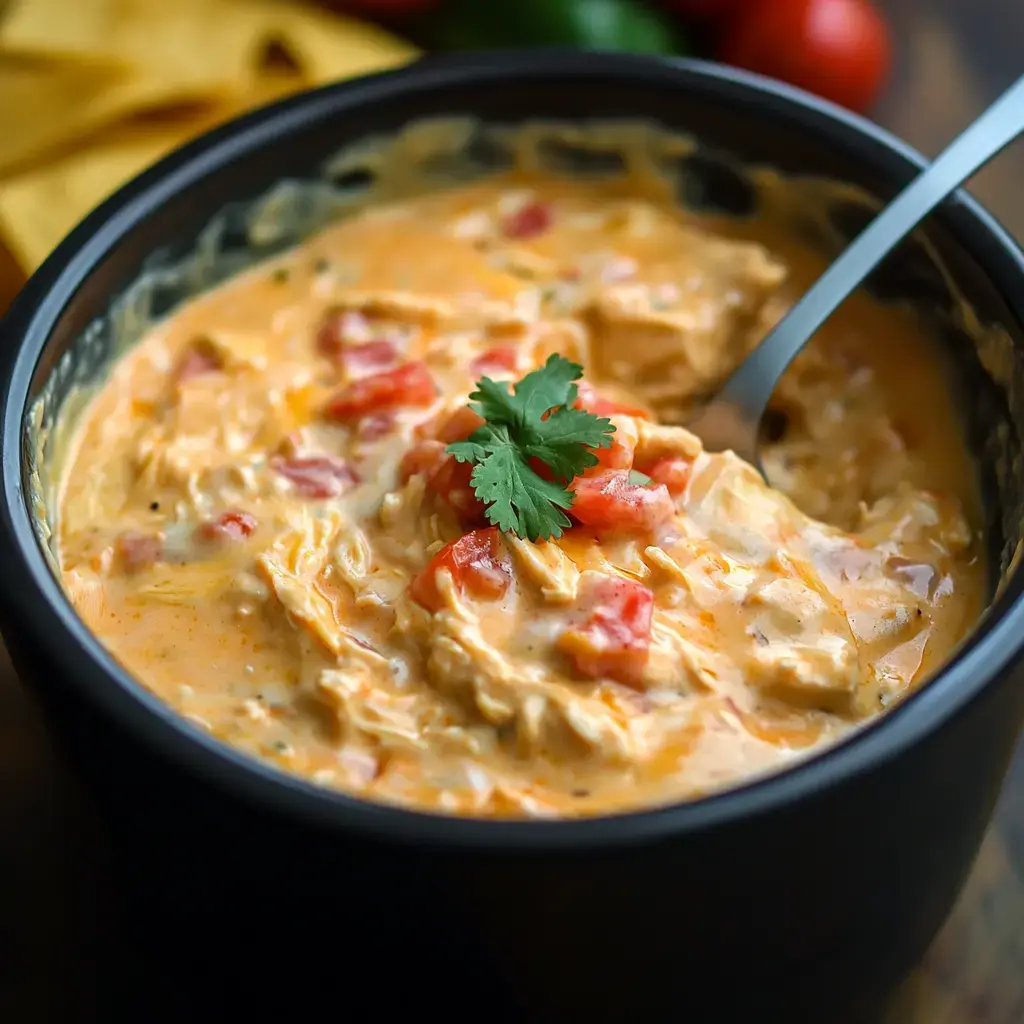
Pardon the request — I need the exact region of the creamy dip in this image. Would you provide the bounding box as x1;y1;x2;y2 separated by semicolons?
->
54;169;984;818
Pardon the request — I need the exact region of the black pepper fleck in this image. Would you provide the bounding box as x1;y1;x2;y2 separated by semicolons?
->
572;788;590;798
313;257;331;274
149;501;160;511
272;267;290;283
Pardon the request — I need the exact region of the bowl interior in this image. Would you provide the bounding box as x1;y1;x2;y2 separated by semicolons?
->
7;54;1024;837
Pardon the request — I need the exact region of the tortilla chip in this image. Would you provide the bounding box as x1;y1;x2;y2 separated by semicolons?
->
0;0;417;89
0;82;295;270
0;54;199;179
0;0;416;177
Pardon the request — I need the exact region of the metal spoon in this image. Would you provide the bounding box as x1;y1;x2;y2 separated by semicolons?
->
686;73;1024;476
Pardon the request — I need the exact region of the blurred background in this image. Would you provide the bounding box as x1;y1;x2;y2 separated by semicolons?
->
1;1;1023;1021
0;0;1021;315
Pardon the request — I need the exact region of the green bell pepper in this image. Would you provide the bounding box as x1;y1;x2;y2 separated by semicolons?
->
433;0;687;56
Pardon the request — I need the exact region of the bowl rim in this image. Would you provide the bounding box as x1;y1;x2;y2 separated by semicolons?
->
3;49;1024;851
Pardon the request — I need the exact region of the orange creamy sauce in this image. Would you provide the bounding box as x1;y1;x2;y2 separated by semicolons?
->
56;174;985;818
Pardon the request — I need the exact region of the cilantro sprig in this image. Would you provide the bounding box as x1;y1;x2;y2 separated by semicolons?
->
446;354;615;541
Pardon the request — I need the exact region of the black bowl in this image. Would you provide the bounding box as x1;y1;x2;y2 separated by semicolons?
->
3;51;1024;1023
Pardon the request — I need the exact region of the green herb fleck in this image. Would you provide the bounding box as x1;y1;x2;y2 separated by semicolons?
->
447;354;615;541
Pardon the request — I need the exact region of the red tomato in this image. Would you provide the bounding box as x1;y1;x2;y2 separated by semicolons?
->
326;361;437;420
399;440;446;483
558;575;655;688
198;510;257;542
435;405;485;444
427;456;487;527
575;381;651;420
116;532;162;572
317;309;373;360
470;345;520;377
399;410;488;526
642;457;693;497
343;340;400;376
175;344;221;383
585;415;638;475
718;0;892;114
271;454;358;498
502;201;553;240
570;472;674;532
410;528;512;613
356;411;398;442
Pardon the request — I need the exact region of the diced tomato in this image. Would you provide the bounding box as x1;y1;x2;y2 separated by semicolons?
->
198;510;257;543
412;404;484;445
569;471;674;532
410;528;512;612
436;405;485;444
529;457;557;482
343;340;400;376
397;434;487;526
470;345;519;377
585;415;637;475
575;381;650;420
317;309;400;375
399;440;446;483
558;575;655;688
326;361;436;421
357;411;397;442
271;454;358;498
316;309;373;360
116;532;162;572
502;201;553;240
175;343;221;383
642;457;693;497
427;455;487;526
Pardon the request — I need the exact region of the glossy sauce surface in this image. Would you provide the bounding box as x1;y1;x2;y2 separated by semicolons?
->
55;172;985;818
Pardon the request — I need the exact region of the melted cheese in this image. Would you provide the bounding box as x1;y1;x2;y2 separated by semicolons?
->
55;175;985;818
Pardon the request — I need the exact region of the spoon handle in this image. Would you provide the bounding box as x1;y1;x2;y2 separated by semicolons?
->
718;72;1024;423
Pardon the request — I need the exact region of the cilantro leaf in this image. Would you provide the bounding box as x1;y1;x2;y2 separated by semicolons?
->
521;405;614;479
470;446;574;540
514;353;585;424
467;376;519;427
445;354;617;541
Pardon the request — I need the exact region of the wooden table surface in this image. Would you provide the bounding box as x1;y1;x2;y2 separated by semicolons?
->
2;1;1024;1020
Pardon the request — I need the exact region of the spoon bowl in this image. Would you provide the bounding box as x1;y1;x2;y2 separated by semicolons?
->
688;72;1024;478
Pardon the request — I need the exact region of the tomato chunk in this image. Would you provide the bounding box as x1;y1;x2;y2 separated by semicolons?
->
575;381;650;420
502;201;553;240
199;510;257;543
428;455;487;526
356;411;397;442
558;575;655;688
642;457;693;497
116;532;162;572
175;343;221;383
585;415;637;475
399;440;446;483
435;405;485;444
410;528;512;612
326;362;436;421
570;471;674;532
316;309;374;360
342;340;400;376
470;345;519;377
271;454;358;498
